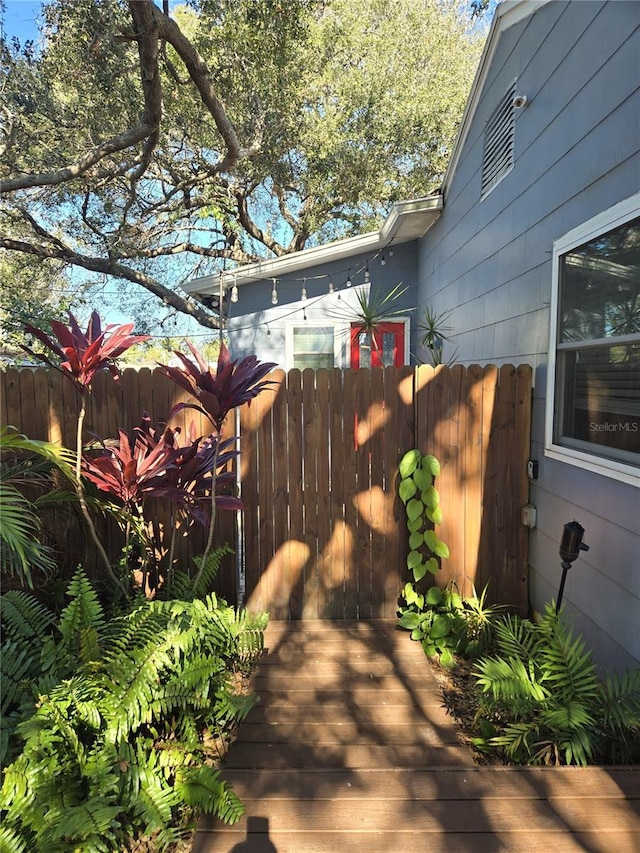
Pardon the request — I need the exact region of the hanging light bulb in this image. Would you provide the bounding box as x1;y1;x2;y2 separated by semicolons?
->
303;307;307;321
328;279;335;294
380;252;386;266
389;247;394;258
364;263;370;284
301;278;307;300
271;278;278;305
346;270;352;287
266;324;271;337
230;281;239;303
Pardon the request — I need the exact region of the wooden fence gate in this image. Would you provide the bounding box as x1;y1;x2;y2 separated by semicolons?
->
1;364;531;618
238;363;532;619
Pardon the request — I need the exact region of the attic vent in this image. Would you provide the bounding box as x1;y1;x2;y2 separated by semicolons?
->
481;80;517;197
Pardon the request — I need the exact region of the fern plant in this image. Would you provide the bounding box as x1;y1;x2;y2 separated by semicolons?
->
472;604;640;766
0;567;268;851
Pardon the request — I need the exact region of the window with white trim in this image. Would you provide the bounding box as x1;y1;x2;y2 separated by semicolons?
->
547;195;640;481
290;325;335;369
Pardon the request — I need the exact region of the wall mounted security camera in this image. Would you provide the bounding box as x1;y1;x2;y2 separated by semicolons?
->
513;95;528;109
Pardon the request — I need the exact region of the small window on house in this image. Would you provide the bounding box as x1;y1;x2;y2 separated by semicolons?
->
546;195;640;482
481;80;517;197
291;325;335;369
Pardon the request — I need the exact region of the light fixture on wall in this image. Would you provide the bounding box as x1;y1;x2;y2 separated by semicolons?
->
556;520;589;613
271;278;279;305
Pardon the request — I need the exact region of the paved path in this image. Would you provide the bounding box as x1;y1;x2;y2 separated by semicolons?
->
193;620;640;852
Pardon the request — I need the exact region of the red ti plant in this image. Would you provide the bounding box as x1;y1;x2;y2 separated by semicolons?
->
23;312;150;595
158;341;276;577
83;415;191;590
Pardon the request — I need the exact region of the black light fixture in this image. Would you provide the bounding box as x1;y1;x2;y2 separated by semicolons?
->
556;520;589;613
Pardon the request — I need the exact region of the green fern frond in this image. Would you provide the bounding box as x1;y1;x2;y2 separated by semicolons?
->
48;798;123;849
177;765;245;823
1;591;54;642
0;824;30;853
58;568;105;650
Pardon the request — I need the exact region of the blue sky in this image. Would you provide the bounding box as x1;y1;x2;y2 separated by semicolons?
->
2;1;43;42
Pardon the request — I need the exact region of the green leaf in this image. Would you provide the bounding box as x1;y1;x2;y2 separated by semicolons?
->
409;531;424;551
410;628;424;641
422;455;441;476
434;541;450;559
439;647;455;668
425;557;440;575
407;517;423;533
422;485;439;510
398;611;421;630
426;506;444;525
413;562;427;583
406;499;423;522
412;468;431;492
424;529;439;551
399;450;421;479
426;586;443;606
431;614;452;638
399;478;417;503
407;550;423;570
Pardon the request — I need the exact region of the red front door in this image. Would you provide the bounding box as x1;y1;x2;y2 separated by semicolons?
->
350;322;406;368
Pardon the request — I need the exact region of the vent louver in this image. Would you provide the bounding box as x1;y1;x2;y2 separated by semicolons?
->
481;80;517;197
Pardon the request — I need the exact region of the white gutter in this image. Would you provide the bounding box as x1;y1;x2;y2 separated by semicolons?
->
185;194;442;295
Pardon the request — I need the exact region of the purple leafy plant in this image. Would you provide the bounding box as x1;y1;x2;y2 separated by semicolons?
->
22;311;150;596
158;342;276;573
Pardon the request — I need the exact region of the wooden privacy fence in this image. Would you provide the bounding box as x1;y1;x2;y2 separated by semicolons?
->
1;364;532;618
239;363;532;620
0;366;237;596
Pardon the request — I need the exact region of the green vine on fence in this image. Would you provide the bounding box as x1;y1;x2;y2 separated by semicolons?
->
397;448;449;611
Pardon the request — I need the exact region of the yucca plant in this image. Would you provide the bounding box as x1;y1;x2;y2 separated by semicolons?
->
472;604;640;765
0;567;268;851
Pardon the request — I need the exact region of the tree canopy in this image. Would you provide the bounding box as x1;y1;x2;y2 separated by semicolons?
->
0;0;485;331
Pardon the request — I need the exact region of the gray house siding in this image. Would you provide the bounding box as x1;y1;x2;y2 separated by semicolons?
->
417;1;640;671
226;241;418;367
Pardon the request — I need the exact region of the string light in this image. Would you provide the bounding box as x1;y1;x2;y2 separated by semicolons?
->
364;263;370;284
328;279;335;294
266;324;271;337
346;269;352;287
271;278;279;305
230;276;238;303
301;278;307;300
380;252;386;266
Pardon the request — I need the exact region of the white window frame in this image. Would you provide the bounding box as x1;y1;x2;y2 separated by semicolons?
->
285;321;346;371
545;192;640;486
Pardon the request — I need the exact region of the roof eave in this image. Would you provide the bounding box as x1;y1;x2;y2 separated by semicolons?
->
185;194;442;294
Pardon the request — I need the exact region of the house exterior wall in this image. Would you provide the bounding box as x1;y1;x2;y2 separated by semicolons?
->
226;241;418;368
416;0;640;671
